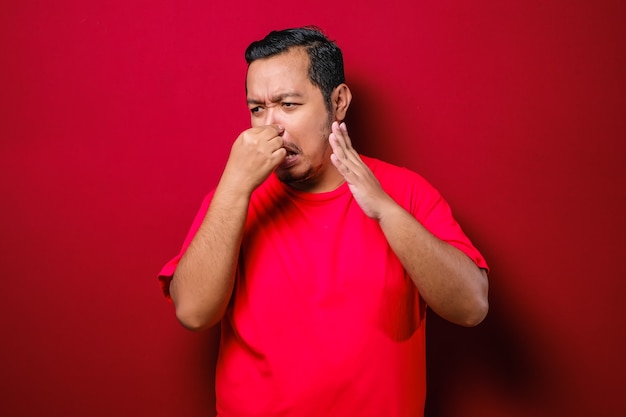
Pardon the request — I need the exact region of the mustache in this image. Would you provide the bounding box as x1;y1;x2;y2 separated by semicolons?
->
281;141;301;154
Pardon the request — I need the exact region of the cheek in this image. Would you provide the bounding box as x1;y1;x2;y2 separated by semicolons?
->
317;118;332;146
283;112;331;152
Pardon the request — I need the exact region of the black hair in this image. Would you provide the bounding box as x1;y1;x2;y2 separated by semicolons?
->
245;26;345;111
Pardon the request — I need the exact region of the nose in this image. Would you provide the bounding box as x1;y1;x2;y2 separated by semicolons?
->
263;106;281;126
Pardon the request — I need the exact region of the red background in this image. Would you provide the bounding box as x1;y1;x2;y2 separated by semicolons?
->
1;1;624;416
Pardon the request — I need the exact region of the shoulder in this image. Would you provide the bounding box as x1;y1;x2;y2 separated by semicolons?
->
249;173;288;209
361;155;446;221
361;155;439;197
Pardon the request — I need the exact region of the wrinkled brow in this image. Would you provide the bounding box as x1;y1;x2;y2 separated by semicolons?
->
246;92;304;105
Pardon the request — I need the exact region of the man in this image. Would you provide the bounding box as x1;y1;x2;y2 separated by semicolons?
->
159;27;489;416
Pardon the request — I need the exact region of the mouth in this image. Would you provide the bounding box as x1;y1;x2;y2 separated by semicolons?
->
280;143;301;168
285;149;298;161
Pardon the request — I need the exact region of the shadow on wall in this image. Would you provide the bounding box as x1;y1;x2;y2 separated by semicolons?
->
171;324;221;415
423;284;541;417
346;79;558;417
422;246;566;417
342;76;397;164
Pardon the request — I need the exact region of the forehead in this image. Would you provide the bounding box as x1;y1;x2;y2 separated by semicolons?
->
246;48;314;98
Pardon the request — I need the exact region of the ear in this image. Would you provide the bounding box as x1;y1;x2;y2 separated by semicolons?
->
331;83;352;122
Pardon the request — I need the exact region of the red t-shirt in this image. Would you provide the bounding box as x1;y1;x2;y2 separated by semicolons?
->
159;156;488;416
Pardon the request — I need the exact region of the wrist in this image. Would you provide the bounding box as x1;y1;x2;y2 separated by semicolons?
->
214;177;253;208
376;198;405;224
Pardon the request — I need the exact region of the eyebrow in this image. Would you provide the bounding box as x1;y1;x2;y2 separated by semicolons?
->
246;92;304;106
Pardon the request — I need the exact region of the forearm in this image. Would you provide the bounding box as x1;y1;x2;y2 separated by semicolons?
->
327;122;488;325
378;202;489;327
170;184;250;331
169;125;286;331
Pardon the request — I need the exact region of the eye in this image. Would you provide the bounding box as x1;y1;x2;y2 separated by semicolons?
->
250;106;263;115
282;102;299;110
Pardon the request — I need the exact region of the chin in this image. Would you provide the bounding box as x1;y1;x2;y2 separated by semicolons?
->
276;166;315;186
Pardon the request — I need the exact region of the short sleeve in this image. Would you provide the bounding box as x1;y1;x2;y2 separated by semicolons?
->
370;157;489;272
157;190;216;299
401;172;489;272
418;189;489;271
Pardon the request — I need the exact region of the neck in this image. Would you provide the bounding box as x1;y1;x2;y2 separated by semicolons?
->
285;168;346;193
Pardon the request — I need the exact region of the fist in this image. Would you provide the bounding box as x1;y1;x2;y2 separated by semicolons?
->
223;125;287;193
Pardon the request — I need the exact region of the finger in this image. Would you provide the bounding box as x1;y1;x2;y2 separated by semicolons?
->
332;122;356;156
330;121;344;146
253;124;284;141
329;132;347;161
331;122;360;166
330;153;352;177
330;122;347;153
330;136;358;181
267;135;284;151
331;121;351;150
338;122;354;149
271;147;287;164
269;124;285;137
